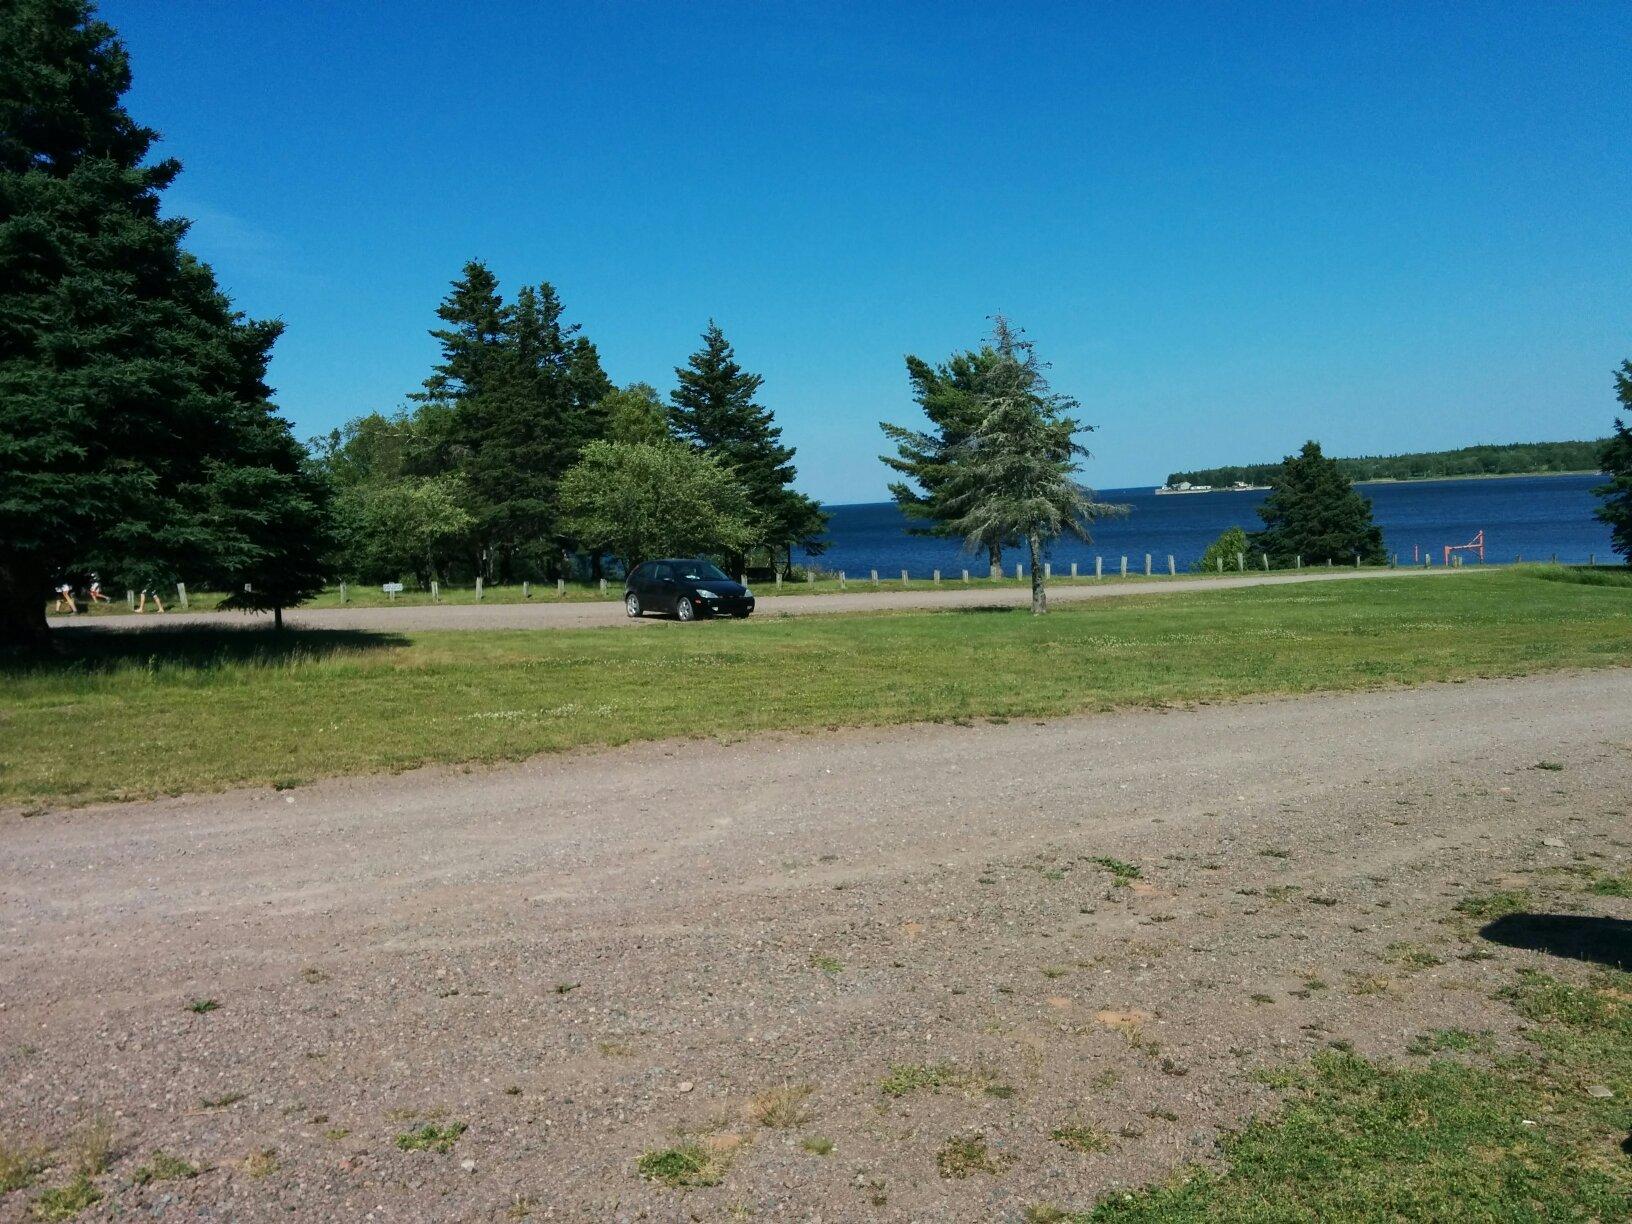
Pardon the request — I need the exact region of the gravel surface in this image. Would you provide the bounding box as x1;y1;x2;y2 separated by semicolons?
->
2;667;1627;1221
61;565;1475;633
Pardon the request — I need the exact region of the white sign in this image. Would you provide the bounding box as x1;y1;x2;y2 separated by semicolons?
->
382;582;404;594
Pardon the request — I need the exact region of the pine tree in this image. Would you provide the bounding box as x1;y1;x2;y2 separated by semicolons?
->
1593;360;1632;563
669;322;825;572
0;0;330;648
1250;441;1388;565
940;318;1113;614
881;348;1009;576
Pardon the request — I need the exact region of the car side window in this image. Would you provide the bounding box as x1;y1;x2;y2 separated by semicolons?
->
654;563;673;584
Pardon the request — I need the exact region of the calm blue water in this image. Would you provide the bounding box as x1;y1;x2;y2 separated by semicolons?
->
796;474;1614;575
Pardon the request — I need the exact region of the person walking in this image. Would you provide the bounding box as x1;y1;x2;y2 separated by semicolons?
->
53;582;79;614
87;575;111;604
135;586;166;613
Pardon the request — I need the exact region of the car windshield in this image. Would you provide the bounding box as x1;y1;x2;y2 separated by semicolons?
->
674;560;729;582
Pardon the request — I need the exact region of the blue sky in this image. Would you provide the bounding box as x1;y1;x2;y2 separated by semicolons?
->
105;1;1629;503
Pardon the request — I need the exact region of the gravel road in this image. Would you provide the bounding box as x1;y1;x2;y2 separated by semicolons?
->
3;667;1626;1221
63;564;1476;633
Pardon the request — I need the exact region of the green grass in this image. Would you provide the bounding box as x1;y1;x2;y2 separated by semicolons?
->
30;1174;101;1220
393;1122;466;1153
6;571;1630;807
635;1143;732;1187
131;1152;199;1185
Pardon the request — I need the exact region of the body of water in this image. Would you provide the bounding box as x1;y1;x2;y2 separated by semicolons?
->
796;473;1614;575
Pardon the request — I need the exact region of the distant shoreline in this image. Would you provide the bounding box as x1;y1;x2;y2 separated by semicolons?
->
1352;469;1600;486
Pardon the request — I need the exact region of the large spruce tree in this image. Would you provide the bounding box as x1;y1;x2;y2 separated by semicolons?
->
669;322;825;572
1593;360;1632;563
881;348;1009;576
0;0;329;647
1250;441;1388;565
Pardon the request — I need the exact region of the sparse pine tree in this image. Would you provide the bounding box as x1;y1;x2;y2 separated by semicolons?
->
1593;360;1632;564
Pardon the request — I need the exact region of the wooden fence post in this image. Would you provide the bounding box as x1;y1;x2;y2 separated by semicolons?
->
1236;552;1244;572
601;578;609;594
1070;561;1078;578
1044;562;1051;579
126;589;135;608
523;581;530;599
961;569;969;583
776;572;783;590
1295;556;1301;570
1096;556;1103;579
870;569;878;585
476;577;484;600
340;581;348;604
557;577;566;596
933;569;940;584
1015;562;1023;580
431;581;439;601
176;582;188;609
1261;553;1269;570
1167;555;1175;576
839;571;847;589
1144;553;1151;576
1120;556;1127;577
901;569;909;585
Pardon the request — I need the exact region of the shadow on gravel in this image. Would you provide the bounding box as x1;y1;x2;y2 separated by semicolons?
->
1480;913;1632;970
8;625;407;674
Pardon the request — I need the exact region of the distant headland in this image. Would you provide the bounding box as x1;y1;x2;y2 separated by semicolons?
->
1165;440;1605;490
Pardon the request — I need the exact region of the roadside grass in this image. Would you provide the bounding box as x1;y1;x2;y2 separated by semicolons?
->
6;571;1631;808
1035;936;1632;1221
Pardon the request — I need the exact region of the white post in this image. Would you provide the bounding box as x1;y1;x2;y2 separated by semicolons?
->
1236;552;1244;572
126;589;135;608
1096;556;1103;579
870;569;878;585
933;569;940;584
1327;558;1333;568
1071;561;1078;578
1015;562;1022;580
557;577;566;596
1262;553;1269;571
1119;556;1127;577
431;580;439;601
901;569;909;585
839;571;847;589
476;577;484;600
1354;554;1360;568
807;569;814;584
176;582;188;609
1144;554;1151;577
600;578;608;594
1167;555;1175;576
1044;562;1051;579
340;581;348;604
1295;556;1301;570
738;573;746;586
962;569;970;583
523;581;530;599
776;572;783;590
1589;553;1596;568
1216;557;1223;573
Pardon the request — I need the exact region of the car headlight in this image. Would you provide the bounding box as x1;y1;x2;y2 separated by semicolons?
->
695;588;718;599
743;588;754;598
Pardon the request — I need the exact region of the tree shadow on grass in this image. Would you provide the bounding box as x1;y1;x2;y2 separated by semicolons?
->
7;624;408;674
1479;913;1632;971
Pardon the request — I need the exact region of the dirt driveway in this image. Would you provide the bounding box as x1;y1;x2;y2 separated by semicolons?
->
62;565;1473;633
2;668;1627;1221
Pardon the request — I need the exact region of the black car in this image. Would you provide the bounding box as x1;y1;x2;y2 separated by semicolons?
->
624;558;755;621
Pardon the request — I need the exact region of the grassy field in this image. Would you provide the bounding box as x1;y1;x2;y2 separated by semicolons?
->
42;559;1413;618
3;568;1628;809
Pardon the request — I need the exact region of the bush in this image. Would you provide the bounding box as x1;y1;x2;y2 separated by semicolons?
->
1193;527;1251;573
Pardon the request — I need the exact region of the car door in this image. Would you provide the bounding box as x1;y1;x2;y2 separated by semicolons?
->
652;562;676;612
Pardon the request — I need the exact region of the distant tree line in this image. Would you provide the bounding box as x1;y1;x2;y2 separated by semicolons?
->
1168;439;1606;489
309;266;826;588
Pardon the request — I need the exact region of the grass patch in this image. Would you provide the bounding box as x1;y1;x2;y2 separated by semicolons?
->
186;999;220;1014
1405;1028;1486;1056
880;1062;962;1098
1051;1124;1111;1154
30;1174;100;1220
1454;889;1532;921
64;1117;111;1178
0;1138;48;1193
131;1151;199;1185
394;1122;467;1153
635;1142;735;1188
748;1084;814;1129
807;954;843;974
1590;873;1632;898
1090;856;1143;882
8;572;1631;807
242;1148;278;1178
935;1132;1011;1179
801;1136;834;1156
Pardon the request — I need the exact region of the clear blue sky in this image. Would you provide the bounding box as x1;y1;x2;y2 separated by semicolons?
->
104;1;1629;503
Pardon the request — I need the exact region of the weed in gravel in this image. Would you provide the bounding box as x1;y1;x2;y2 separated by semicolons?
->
749;1084;814;1128
31;1173;101;1220
300;967;329;984
936;1132;1011;1178
186;998;220;1014
879;1062;960;1097
132;1152;199;1185
0;1137;48;1192
1383;942;1445;970
200;1091;245;1109
1090;857;1142;883
395;1122;466;1153
1259;848;1290;859
1023;1207;1086;1223
242;1148;278;1177
554;982;579;995
801;1136;834;1156
808;954;843;974
322;1128;349;1141
1533;761;1565;771
1346;975;1394;997
65;1116;112;1177
506;1195;536;1219
1589;873;1632;897
1051;1125;1110;1154
1406;1029;1486;1056
596;1039;634;1057
1249;993;1274;1005
636;1142;731;1187
1148;1108;1180;1121
1041;966;1069;979
1454;890;1532;920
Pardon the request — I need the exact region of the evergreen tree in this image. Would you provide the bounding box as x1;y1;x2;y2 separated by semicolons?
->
1250;441;1388;565
669;321;825;572
881;348;1009;576
1593;360;1632;564
0;0;329;648
940;318;1113;614
215;453;335;630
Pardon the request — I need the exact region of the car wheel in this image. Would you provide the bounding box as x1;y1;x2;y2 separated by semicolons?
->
675;596;695;622
625;593;641;618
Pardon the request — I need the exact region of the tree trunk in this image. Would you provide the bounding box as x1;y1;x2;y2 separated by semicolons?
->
988;542;1002;581
0;559;53;653
1028;532;1046;615
273;605;284;632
